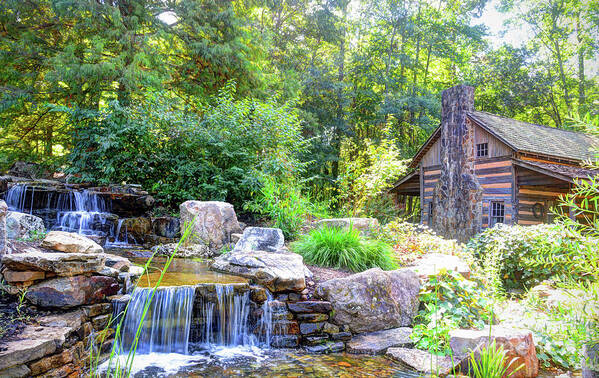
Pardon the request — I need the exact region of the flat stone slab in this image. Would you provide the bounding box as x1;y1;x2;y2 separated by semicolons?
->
41;231;103;254
347;327;413;355
0;310;82;371
1;249;105;276
211;250;306;292
408;253;470;279
26;275;119;308
386;347;454;375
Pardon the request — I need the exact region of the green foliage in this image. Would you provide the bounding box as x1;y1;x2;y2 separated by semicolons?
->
291;226;396;272
411;270;493;355
375;220;462;266
470;339;523;378
337;138;408;220
62;85;306;209
17;229;47;242
466;224;597;293
244;175;310;240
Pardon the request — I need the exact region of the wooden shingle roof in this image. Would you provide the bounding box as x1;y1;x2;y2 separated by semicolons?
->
468;111;599;162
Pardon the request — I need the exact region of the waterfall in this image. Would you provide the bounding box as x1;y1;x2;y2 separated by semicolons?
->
4;184;114;238
107;218;130;247
5;184;31;213
114;284;275;358
55;189;111;236
116;286;196;355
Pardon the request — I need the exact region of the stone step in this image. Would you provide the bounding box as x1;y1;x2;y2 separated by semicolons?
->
346;327;413;355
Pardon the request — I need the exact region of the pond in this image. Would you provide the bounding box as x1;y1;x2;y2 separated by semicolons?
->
103;248;419;377
106;248;248;287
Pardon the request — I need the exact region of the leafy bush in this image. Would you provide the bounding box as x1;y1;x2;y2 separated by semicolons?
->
291;226;396;272
337;138;408;220
411;270;494;355
466;224;597;293
244;175;311;240
60;84;306;209
375;220;463;266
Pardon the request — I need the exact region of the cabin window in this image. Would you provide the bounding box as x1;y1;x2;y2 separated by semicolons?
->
476;142;489;157
490;201;505;226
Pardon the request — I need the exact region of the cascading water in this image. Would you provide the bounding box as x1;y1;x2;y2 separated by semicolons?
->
4;183;120;239
114;284;275;358
116;286;196;354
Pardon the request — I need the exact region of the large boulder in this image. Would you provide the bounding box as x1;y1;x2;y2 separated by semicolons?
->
25;275;119;308
315;218;379;235
6;211;45;240
583;343;599;378
314;268;420;334
0;200;7;255
180;201;242;251
211;250;306;292
449;327;539;378
41;231;103;254
233;227;284;253
1;249;106;277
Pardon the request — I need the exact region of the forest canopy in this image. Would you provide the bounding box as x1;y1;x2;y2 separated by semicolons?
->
1;0;597;210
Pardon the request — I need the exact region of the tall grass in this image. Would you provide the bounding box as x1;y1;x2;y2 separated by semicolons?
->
291;225;396;272
470;339;523;378
89;218;195;378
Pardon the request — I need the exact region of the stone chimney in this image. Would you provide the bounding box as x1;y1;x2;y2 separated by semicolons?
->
431;85;483;242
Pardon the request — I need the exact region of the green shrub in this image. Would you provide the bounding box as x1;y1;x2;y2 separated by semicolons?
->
244;175;310;240
466;223;597;293
411;270;494;355
60;84;306;209
374;220;463;266
291;226;396;272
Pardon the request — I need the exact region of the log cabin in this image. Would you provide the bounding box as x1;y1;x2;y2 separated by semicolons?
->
390;85;599;242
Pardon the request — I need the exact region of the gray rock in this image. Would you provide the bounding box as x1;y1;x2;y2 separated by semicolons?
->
151;242;211;258
347;327;413;354
386;347;455;375
180;200;242;251
1;249;106;276
408;253;471;279
0;365;31;378
233;227;284;253
103;253;131;272
315;218;379;235
41;231;104;254
0;200;7;255
583;343;599;378
288;301;332;313
305;341;345;354
300;322;325;335
6;211;45;240
315;268;420;333
25;275;119;308
211;250;306;292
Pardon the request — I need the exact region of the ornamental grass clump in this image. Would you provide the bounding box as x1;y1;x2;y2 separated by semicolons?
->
291;225;396;272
